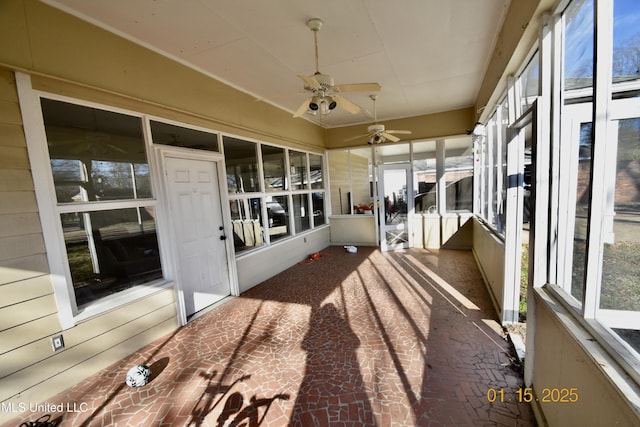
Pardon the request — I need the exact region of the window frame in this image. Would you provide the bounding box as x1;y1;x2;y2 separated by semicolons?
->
15;73;171;329
544;0;640;385
222;133;327;256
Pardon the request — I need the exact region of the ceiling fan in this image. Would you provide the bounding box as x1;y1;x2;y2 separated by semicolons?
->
293;18;381;118
345;95;412;144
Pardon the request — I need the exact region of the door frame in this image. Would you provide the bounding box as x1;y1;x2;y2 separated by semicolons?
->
155;145;239;325
378;163;413;251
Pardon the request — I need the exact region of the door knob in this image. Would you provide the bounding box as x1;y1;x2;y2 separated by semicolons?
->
220;235;227;240
219;226;224;230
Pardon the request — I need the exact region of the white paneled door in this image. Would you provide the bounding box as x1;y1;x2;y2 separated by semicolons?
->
166;156;230;317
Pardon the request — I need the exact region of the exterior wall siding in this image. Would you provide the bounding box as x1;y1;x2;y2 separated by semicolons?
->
533;289;640;426
471;218;505;317
0;67;180;423
0;1;326;421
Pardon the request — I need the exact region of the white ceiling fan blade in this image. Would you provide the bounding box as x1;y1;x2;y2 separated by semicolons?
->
335;82;381;92
381;132;400;142
334;95;362;114
386;130;412;135
344;132;371;142
298;75;321;90
293;97;313;117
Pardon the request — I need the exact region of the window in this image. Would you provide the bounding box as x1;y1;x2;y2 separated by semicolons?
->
150;120;219;151
262;145;286;192
309;154;324;189
289;150;308;190
224;137;325;254
551;0;640;376
41;99;162;308
518;51;540;115
292;193;311;233
445;153;473;212
413;140;437;214
474;96;509;235
224;136;261;193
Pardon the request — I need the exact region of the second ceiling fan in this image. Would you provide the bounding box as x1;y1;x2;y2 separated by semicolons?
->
293;18;381;118
346;95;412;144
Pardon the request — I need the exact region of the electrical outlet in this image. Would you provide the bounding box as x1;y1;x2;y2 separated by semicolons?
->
51;335;65;351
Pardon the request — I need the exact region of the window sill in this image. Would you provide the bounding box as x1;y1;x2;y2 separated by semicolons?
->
72;279;174;326
535;285;640;413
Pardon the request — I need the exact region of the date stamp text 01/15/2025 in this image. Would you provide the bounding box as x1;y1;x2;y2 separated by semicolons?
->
486;387;579;403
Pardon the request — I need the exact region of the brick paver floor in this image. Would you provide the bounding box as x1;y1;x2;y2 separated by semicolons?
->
7;246;535;426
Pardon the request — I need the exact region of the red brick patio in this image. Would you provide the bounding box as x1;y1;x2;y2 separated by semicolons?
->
5;246;535;426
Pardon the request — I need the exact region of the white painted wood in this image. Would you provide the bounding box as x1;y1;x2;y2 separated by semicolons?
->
378;164;413;251
502;110;530;324
164;156;231;317
14;72;78;329
583;0;614;319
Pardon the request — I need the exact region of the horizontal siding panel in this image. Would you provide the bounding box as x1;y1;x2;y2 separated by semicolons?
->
0;233;45;261
0;169;35;192
0;274;52;309
0;99;21;126
0;255;49;284
0;289;174;382
0;123;26;148
65;288;175;347
0;212;42;237
0;330;58;380
0;69;18;102
0;314;60;355
0;146;29;169
0;307;177;403
0;191;38;214
0;294;57;331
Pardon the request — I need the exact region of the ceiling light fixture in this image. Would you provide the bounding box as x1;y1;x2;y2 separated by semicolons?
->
308;95;336;115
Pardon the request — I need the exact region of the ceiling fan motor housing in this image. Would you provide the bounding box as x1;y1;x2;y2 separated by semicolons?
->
368;124;385;133
312;73;335;90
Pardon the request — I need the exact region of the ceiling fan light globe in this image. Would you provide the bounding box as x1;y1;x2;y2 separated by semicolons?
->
309;96;320;110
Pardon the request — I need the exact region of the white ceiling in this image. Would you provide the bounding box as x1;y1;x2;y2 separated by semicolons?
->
44;0;510;128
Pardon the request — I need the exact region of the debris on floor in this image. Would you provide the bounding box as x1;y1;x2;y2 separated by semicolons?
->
299;251;329;264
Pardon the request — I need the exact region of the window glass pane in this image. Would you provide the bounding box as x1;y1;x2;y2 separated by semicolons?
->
230;198;264;252
224;137;260;193
62;207;162;307
445;152;473;212
613;0;640;93
41;99;149;203
600;118;640;312
150;120;219;151
563;0;594;92
491;119;501;226
293;194;310;233
91;161;151;200
500;100;509;234
262;145;286;192
267;195;289;241
309;154;324;189
518;51;540;113
482;133;491;220
413;141;437;214
312;192;326;226
290;151;308;190
571;122;593;303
